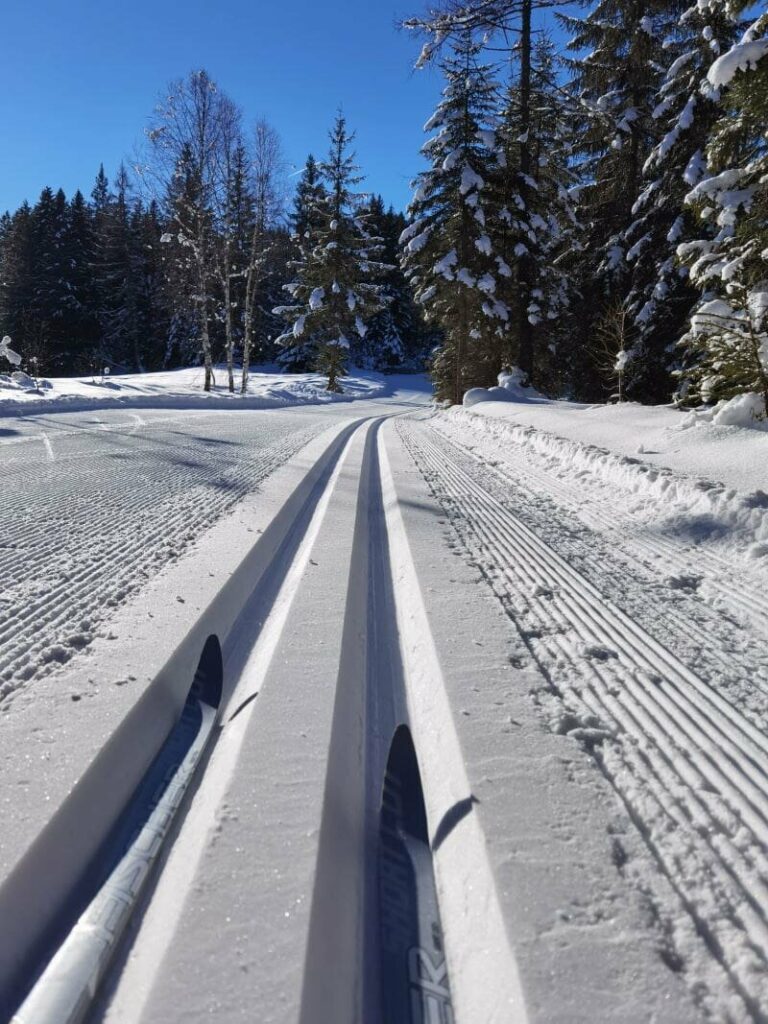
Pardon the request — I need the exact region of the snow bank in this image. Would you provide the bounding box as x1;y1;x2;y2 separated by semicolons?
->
0;364;390;416
449;399;768;562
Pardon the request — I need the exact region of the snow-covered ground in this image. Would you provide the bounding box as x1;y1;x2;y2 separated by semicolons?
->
403;396;768;1022
462;387;768;492
2;376;768;1023
0;363;389;415
452;399;768;571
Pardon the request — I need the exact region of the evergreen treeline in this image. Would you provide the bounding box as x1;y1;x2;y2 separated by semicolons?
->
275;114;434;388
403;0;768;415
0;73;431;388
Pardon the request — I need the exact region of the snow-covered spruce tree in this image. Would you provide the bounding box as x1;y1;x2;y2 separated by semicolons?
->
274;156;327;372
131;199;170;371
621;1;740;402
292;154;326;243
560;1;668;284
93;165;146;372
64;189;100;370
159;143;208;369
677;9;768;418
493;34;580;393
360;195;432;369
557;0;670;397
401;33;509;404
0;203;37;365
25;187;89;373
274;113;388;392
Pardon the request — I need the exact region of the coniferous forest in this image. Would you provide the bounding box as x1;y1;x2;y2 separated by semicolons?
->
1;0;767;413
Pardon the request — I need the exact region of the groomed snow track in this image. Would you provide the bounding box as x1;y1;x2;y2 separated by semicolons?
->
2;404;713;1023
399;413;768;1024
0;410;324;704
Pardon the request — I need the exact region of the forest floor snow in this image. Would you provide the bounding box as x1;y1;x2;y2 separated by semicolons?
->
0;363;389;415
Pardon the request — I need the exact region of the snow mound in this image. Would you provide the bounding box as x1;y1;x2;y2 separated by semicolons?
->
684;392;768;430
463;388;495;407
463;367;545;407
0;371;51;393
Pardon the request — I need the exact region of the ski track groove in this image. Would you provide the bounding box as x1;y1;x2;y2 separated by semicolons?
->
0;421;320;704
399;417;768;1024
428;414;768;732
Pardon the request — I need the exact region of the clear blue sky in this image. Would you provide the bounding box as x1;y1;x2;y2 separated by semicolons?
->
1;0;568;217
1;0;446;215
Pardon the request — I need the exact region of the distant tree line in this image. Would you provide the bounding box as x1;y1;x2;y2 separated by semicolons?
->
403;0;768;415
0;71;433;389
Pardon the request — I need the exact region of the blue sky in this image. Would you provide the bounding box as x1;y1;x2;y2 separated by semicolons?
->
1;0;568;217
1;0;445;215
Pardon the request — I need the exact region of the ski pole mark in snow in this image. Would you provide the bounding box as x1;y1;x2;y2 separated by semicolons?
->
39;433;54;462
400;417;768;1024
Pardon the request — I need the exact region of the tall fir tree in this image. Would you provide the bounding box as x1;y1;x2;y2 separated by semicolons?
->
274;155;329;372
291;154;326;241
64;189;99;367
401;33;508;403
677;7;768;417
360;196;427;369
493;35;580;393
94;165;145;370
558;0;671;397
30;187;80;372
132;199;170;370
274;113;388;391
0;203;37;366
621;1;739;401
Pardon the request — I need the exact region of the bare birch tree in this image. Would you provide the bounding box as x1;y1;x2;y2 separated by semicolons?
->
146;69;240;391
214;109;247;393
241;120;286;394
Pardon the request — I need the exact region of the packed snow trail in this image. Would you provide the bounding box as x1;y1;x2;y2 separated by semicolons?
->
399;411;768;1023
4;383;761;1022
0;407;328;705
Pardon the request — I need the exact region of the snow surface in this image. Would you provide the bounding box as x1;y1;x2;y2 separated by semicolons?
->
0;364;389;415
4;370;768;1022
461;381;768;495
401;403;768;1021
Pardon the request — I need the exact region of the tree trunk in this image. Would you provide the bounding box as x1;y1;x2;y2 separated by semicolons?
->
201;309;213;391
517;0;534;382
224;272;234;393
241;258;258;395
747;318;768;419
199;261;213;392
241;305;252;395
